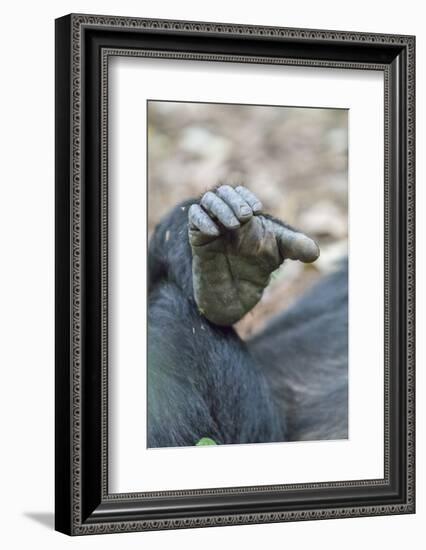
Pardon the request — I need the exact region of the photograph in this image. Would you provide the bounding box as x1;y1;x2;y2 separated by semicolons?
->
0;0;421;545
53;12;415;536
147;100;349;448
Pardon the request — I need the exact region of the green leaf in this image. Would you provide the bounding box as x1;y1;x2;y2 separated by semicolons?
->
196;437;217;446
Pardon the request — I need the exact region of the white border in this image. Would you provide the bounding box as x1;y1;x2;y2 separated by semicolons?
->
108;57;384;494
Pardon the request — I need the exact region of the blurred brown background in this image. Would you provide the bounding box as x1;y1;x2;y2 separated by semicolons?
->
148;100;348;339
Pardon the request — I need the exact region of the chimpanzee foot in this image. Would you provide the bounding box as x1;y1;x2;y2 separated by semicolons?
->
188;185;319;326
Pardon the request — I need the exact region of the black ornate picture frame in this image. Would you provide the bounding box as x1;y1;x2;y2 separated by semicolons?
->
55;13;415;535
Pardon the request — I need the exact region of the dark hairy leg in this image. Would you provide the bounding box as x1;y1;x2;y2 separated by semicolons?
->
249;264;348;441
148;281;285;447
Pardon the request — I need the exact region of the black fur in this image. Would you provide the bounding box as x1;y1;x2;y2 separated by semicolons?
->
147;200;348;447
249;263;348;441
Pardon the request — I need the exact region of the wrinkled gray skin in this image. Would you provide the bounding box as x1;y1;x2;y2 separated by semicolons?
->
189;185;320;326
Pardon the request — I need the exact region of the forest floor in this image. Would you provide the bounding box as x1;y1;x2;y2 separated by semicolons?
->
147;100;348;338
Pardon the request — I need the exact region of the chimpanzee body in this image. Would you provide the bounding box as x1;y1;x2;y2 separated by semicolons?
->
147;193;348;448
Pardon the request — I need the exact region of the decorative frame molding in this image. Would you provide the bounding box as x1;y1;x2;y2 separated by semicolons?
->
55;14;415;535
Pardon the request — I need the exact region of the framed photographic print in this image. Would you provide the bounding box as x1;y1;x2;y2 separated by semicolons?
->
55;14;415;535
